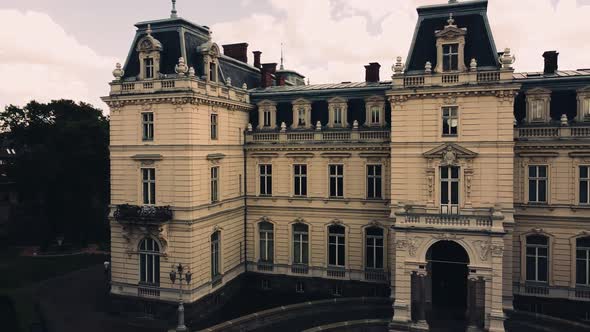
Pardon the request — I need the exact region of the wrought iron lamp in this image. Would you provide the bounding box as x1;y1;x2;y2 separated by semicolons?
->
170;263;192;332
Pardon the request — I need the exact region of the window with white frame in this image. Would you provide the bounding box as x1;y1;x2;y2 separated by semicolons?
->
367;165;382;199
259;164;272;196
442;44;459;71
531;99;545;121
442;107;458;136
142;112;154;141
328;224;345;267
145;58;154;79
526;235;549;283
440;166;459;214
211;166;219;203
263;109;272;127
259;222;274;263
142;168;156;205
365;227;384;269
329;165;344;198
528;165;547;203
211;231;220;278
577;237;590;286
293;223;309;265
580;166;590;204
139;238;160;285
370;106;380;125
211;113;218;140
294;164;307;197
298;107;306;126
334;106;343;126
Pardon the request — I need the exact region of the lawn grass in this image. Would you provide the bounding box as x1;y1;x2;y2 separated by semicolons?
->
0;247;108;332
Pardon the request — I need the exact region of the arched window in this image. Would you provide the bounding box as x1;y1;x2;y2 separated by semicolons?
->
576;237;590;286
526;235;549;282
328;224;345;267
139;238;160;285
259;222;274;263
365;227;384;269
293;224;309;265
211;231;221;278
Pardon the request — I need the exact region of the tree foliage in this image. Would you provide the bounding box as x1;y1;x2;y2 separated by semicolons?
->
0;100;110;247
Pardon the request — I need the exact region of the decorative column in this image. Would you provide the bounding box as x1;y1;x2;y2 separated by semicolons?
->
411;270;429;331
466;274;480;332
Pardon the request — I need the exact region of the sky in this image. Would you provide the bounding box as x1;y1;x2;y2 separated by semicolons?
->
1;0;589;111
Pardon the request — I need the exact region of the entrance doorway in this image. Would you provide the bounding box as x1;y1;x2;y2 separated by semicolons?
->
426;240;469;327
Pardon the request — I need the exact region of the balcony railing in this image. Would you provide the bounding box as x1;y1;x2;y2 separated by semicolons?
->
327;267;346;278
515;125;590;139
257;261;274;272
364;269;388;282
246;129;390;144
114;204;173;224
138;284;160;297
398;213;495;231
291;264;309;274
394;69;510;89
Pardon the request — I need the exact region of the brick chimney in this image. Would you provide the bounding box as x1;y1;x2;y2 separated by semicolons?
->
365;62;381;83
261;63;277;88
222;43;249;63
543;51;559;74
253;51;262;69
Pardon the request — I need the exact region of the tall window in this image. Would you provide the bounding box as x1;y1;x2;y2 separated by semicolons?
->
263;110;271;127
259;222;274;263
298;107;306;126
531;99;544;121
145;58;154;79
211;231;220;278
442;107;458;136
440;166;459;214
294;164;307;197
211;114;218;140
334;107;343;125
142;112;154;141
583;98;590;119
293;223;309;265
328;224;345;267
371;106;380;124
209;62;216;82
139;238;160;285
365;227;384;269
526;235;549;282
142;168;156;205
259;164;272;196
442;43;459;71
329;165;344;198
211;166;219;203
528;165;547;203
577;237;590;286
367;165;382;199
580;166;590;204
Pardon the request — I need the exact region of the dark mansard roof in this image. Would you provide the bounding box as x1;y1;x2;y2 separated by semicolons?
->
406;0;499;73
121;17;261;89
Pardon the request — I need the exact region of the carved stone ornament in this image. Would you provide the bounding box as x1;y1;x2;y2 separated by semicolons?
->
112;63;124;80
122;223;169;256
443;147;457;165
473;240;491;261
294;217;306;224
443;96;457;105
392;56;404;75
490;244;504;257
499;48;516;70
432;233;463;241
395;238;421;257
175;57;188;75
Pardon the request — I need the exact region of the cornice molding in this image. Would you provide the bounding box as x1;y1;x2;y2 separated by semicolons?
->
104;95;254;112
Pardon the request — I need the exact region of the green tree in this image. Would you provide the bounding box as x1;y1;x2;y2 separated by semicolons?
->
0;100;110;248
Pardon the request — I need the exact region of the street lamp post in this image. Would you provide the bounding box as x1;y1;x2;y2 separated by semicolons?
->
103;261;111;294
169;263;192;332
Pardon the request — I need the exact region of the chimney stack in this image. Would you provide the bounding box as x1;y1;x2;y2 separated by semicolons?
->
253;51;262;69
543;51;559;74
222;43;249;63
365;62;381;83
261;63;277;88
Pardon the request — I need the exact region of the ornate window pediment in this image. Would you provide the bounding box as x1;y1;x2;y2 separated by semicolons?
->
365;95;386;127
423;143;477;166
327;97;348;128
292;98;312;129
434;14;468;73
257;100;277;130
136;25;163;80
577;86;590;122
525;87;551;124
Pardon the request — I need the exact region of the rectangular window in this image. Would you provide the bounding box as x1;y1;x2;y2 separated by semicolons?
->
440;166;459;214
329;165;344;198
141;112;154;141
442;43;459;71
442;106;458;136
263;110;271;127
209;62;216;82
526;236;549;282
293;224;309;265
298;107;306;126
210;114;218;140
580;166;590;204
294;164;308;197
528;165;548;203
334;107;343;125
371;106;380;124
142;168;156;205
584;99;590;119
328;228;345;267
259;164;272;196
145;58;154;79
577;238;590;286
365;228;384;269
211;232;220;278
211;166;219;203
531;99;544;121
367;165;382;199
259;223;274;263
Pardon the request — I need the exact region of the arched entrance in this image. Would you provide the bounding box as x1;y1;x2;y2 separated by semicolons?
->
426;240;469;326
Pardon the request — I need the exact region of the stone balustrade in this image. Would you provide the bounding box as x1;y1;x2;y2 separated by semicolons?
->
246;129;390;144
396;213;499;232
393;69;510;89
515;125;590;139
110;77;249;103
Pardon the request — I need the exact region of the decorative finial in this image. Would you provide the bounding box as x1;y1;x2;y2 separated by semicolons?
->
470;58;478;71
561;114;569;126
112;63;124;80
242;83;248;89
280;122;287;132
425;61;432;74
499;48;516;70
393;56;404;75
171;0;178;18
226;77;232;86
316;121;322;131
146;24;153;36
280;43;285;70
175;57;188;75
447;13;455;26
188;67;195;77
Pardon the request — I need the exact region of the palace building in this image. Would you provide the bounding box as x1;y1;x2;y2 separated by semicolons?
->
102;0;590;331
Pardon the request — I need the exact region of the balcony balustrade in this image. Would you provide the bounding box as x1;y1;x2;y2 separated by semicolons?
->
515;125;590;139
137;284;161;298
114;204;173;225
397;212;497;231
364;269;388;282
246;129;390;144
394;69;510;89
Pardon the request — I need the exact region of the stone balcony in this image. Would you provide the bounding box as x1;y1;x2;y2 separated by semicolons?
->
245;128;391;144
515;125;590;140
108;76;249;104
395;212;504;232
113;204;173;225
392;69;512;89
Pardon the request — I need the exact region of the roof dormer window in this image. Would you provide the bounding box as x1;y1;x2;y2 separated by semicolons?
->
145;58;154;79
443;44;459;72
136;24;163;80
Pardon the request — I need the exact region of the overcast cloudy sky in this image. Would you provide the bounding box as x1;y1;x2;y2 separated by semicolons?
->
1;0;589;111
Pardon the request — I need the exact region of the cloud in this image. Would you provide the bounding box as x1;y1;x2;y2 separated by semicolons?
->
0;10;117;111
211;0;590;84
